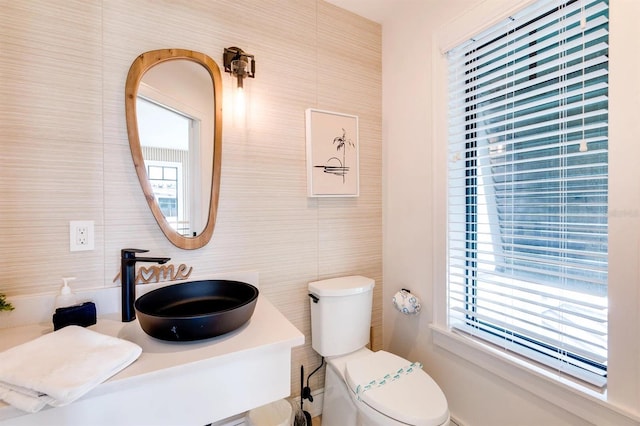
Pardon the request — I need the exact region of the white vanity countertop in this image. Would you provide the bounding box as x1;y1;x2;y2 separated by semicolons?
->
0;295;305;425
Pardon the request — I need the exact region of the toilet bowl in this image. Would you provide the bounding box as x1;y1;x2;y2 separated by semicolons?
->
308;276;450;426
323;348;450;426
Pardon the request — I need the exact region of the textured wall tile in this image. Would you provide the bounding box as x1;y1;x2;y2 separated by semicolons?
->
0;0;381;399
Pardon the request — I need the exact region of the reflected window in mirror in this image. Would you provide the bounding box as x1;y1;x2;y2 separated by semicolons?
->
138;96;196;237
146;162;182;233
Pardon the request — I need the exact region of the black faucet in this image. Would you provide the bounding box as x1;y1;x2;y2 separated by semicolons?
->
121;248;171;322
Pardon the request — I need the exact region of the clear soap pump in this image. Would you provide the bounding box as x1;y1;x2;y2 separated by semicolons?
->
55;277;79;309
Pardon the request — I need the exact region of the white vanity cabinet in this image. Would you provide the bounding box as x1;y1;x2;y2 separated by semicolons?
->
0;295;304;426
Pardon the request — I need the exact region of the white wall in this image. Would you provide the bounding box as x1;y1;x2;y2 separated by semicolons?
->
383;0;640;425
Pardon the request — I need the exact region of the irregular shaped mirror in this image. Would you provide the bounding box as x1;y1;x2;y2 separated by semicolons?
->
125;49;222;249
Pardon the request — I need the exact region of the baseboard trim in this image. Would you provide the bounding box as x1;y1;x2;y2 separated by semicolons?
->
450;415;465;426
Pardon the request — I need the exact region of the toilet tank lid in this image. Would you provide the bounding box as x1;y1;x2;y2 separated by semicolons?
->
308;276;375;296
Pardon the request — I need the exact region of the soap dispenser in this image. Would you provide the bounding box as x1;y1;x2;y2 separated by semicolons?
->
52;277;97;330
55;277;78;309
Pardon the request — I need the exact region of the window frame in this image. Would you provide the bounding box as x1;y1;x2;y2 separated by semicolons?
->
430;0;640;423
447;0;609;388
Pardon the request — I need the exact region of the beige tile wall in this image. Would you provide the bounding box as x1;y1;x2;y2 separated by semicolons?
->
0;0;381;396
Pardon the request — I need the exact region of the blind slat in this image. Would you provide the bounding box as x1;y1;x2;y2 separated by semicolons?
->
450;33;608;99
449;283;607;318
451;0;608;65
450;102;608;142
452;324;607;386
450;306;607;360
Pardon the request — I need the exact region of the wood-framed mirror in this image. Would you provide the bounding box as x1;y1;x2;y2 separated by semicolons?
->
125;49;222;250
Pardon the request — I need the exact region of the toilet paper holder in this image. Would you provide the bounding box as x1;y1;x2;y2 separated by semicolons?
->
392;288;421;315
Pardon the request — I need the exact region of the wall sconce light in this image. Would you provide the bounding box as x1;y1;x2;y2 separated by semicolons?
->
223;47;255;125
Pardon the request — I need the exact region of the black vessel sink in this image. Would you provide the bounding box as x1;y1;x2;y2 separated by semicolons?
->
134;280;259;341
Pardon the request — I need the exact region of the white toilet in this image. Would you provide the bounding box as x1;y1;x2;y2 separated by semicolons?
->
309;276;450;426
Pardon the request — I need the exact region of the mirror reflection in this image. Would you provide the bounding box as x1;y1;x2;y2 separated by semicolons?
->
137;60;214;237
125;49;222;250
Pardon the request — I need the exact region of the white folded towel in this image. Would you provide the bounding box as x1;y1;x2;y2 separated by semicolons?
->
0;325;142;413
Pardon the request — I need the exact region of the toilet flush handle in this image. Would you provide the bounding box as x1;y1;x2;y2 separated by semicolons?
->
308;293;319;303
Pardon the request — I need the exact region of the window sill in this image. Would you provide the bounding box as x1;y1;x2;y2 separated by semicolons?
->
430;324;640;426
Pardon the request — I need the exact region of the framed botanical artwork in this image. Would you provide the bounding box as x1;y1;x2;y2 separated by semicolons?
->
305;109;359;197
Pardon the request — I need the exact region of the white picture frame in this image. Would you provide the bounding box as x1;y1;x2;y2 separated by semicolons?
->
305;108;359;197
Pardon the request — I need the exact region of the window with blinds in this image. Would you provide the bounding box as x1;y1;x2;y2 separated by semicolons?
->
447;0;608;387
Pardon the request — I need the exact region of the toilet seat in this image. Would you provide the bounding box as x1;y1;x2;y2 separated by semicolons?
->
345;351;449;426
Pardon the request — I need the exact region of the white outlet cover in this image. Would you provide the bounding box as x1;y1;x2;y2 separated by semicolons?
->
70;220;95;251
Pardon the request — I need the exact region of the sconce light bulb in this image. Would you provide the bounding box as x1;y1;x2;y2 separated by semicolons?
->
234;85;246;125
231;59;247;77
223;48;254;127
231;58;247;92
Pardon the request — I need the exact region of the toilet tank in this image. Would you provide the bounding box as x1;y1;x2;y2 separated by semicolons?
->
308;276;375;357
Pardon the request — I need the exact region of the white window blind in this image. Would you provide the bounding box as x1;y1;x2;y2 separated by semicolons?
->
447;0;608;387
